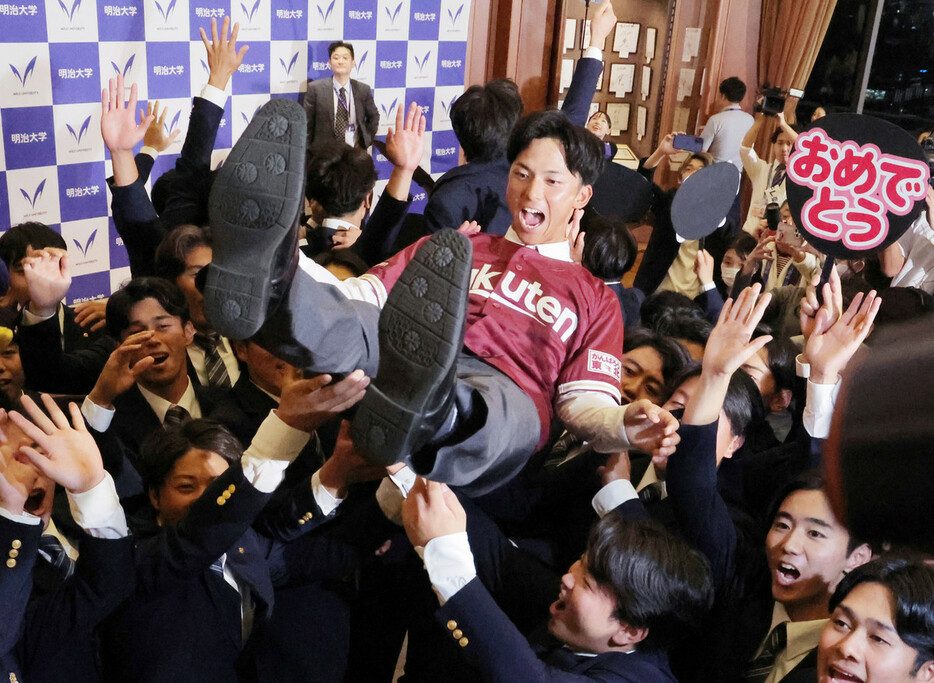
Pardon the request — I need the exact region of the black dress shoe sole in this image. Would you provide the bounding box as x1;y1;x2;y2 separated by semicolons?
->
352;230;472;467
205;98;306;339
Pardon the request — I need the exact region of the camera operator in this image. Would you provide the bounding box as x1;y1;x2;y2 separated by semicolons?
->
740;87;799;236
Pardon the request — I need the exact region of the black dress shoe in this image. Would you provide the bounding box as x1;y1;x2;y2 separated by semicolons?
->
204;98;306;339
352;230;473;467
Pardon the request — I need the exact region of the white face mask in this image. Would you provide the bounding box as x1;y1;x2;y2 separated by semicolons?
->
721;265;740;288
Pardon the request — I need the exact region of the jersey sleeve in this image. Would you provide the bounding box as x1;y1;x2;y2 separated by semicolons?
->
556;282;624;404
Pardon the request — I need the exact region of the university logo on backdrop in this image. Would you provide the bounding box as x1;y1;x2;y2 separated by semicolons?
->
1;43;52;107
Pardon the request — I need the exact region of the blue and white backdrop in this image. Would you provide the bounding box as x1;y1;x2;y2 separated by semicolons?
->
0;0;470;301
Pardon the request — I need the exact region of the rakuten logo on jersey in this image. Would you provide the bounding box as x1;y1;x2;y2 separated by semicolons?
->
469;264;578;342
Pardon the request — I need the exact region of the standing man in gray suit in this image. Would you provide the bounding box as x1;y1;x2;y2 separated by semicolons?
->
304;41;379;152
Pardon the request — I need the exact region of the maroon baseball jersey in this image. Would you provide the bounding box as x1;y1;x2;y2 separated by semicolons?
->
360;234;625;445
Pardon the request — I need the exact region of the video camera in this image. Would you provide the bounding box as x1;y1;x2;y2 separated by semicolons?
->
754;83;786;117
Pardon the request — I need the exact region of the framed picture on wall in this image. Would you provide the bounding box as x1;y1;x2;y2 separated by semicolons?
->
606;102;630;133
646;28;657;62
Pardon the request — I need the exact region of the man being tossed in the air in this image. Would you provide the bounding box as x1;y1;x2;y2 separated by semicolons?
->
202;101;679;494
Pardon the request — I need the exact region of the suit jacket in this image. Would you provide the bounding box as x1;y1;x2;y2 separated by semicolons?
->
20;533;136;683
303;77;378;150
16;309;116;396
436;578;676;682
100;462;277;683
0;515;41;683
665;421;823;683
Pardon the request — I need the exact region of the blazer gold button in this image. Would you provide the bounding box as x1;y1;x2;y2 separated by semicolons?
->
298;519;306;525
227;485;236;494
458;637;468;647
238;547;245;554
11;540;21;549
452;629;462;639
222;491;232;500
446;620;457;631
217;497;226;505
6;558;16;568
8;549;18;559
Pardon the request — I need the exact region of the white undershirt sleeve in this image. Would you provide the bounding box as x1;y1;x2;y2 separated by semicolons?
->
556;392;633;453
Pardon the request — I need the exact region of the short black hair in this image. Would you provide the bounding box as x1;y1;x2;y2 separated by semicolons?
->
139;418;243;492
305;140;378;216
767;472;867;556
328;41;354;59
723;370;763;440
770;125;796;144
623;327;692;385
581;213;637;280
106;277;190;339
829;556;934;674
450;79;524;163
0;222;67;268
154;224;212;283
719;77;747;103
661;361;702;406
586;515;714;651
507;110;605;185
640;291;703;330
728;232;758;262
649;307;713;348
312;248;369;277
762;335;797;392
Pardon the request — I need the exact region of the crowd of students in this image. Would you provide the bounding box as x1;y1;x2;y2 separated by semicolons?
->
1;11;933;683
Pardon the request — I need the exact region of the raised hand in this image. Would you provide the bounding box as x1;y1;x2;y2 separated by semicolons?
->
623;399;681;460
9;395;104;494
799;266;843;344
702;284;772;379
588;0;617;48
73;299;108;333
143;101;182;152
275;368;370;433
100;74;153;154
806;290;881;385
86;330;156;409
200;16;248;91
385;101;427;172
694;249;715;286
401;477;466;548
23;249;71;318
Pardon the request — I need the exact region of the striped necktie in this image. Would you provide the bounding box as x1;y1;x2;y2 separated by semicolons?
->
164;404;190;427
744;621;788;682
335;86;349;138
39;535;75;581
194;331;231;389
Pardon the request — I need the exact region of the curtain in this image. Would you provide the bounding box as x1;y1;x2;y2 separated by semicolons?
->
754;0;837;153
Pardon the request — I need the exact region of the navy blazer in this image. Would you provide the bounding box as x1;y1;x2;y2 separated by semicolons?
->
436;578;676;682
304;76;379;150
16;308;116;396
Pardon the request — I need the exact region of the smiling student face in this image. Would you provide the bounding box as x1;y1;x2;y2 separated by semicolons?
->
549;557;627;654
149;448;230;525
506;137;593;246
123;297;194;391
818;581;934;683
766;489;868;621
